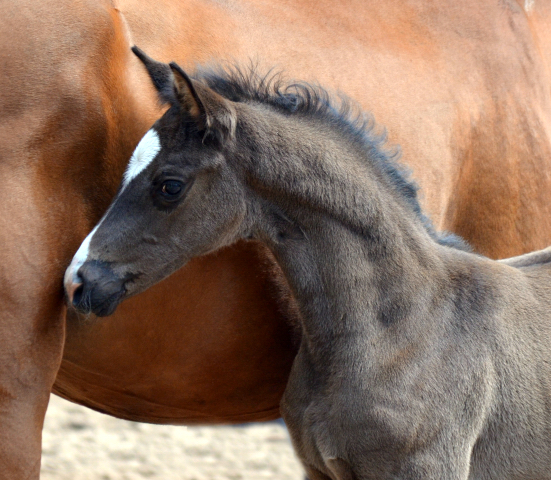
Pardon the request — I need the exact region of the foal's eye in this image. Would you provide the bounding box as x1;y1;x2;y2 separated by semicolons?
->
153;177;191;210
160;180;183;197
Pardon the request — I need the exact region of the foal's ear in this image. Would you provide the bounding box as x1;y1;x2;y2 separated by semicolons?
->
132;46;178;105
169;62;236;146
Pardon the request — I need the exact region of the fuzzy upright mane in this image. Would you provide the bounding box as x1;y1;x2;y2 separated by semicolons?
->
197;65;469;251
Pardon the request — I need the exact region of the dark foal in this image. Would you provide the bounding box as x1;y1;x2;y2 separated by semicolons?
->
65;49;551;479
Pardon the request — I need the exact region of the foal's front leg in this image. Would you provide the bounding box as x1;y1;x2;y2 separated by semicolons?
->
320;431;475;480
393;439;473;480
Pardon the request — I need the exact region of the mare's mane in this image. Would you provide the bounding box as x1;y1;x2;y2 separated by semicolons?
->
197;65;469;251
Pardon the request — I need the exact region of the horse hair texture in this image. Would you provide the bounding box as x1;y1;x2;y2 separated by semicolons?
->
197;64;470;252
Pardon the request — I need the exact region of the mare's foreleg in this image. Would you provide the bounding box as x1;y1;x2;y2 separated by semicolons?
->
0;204;66;479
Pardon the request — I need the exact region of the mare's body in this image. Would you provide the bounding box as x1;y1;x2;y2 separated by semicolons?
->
66;56;551;479
3;0;551;476
54;0;551;433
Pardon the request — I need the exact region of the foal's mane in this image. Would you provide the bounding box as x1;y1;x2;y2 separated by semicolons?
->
197;65;469;251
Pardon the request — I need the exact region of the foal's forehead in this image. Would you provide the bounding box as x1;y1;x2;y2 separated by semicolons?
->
123;129;161;188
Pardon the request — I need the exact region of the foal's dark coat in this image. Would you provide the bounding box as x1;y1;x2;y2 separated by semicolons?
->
69;49;551;480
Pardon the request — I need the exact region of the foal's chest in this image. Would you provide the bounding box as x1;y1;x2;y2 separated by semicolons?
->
279;347;393;477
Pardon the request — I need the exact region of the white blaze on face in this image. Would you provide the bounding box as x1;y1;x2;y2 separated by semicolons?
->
64;224;100;295
64;129;162;297
123;129;162;189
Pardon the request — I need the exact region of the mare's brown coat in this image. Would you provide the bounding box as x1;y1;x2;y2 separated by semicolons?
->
1;0;551;477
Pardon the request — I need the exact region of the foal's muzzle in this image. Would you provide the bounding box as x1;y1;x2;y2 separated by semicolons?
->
66;260;127;317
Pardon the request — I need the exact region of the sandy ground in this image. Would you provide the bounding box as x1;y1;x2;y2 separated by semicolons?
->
41;395;304;480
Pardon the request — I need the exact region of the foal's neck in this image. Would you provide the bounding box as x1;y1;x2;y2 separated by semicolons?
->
241;109;448;350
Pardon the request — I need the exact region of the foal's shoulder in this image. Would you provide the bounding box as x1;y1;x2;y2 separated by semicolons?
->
499;246;551;269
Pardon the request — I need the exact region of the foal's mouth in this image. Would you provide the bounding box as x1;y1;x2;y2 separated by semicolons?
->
70;283;128;317
65;262;139;317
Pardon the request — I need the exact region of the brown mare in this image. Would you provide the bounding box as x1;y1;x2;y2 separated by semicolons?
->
1;0;551;477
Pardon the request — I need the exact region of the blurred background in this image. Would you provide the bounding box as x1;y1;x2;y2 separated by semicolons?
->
41;395;302;480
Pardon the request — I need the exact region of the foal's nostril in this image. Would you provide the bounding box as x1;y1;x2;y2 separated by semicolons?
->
72;283;84;308
68;260;128;316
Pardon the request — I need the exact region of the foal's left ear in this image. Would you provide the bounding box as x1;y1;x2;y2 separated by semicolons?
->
169;62;236;146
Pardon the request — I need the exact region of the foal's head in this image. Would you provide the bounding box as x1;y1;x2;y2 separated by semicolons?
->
65;48;252;316
65;47;467;317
